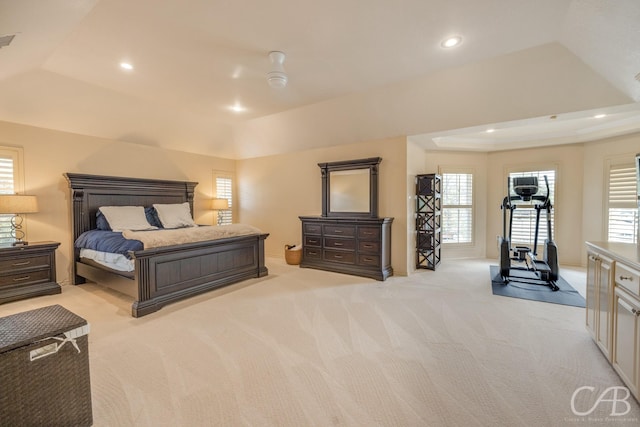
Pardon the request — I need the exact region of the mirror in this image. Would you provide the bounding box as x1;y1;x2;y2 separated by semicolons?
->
329;169;370;212
319;157;381;217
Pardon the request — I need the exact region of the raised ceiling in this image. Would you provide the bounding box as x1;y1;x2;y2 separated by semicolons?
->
1;0;639;159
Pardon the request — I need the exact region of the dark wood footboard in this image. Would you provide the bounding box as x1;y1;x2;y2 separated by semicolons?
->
130;233;268;317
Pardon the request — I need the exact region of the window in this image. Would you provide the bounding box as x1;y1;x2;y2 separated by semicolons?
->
441;172;473;244
507;169;555;245
607;162;638;244
214;172;233;225
0;147;22;244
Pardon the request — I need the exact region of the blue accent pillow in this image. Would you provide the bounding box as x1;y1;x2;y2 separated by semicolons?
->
95;206;162;230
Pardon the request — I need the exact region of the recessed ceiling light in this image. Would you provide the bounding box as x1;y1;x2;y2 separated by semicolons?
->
441;36;462;48
120;62;134;71
593;113;606;119
228;103;246;113
486;128;495;133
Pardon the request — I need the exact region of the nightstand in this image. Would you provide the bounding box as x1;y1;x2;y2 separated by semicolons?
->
0;241;61;304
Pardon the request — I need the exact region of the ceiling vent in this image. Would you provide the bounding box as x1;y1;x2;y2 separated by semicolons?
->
0;34;15;49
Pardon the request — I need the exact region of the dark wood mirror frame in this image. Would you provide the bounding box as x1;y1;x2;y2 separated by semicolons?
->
319;157;381;218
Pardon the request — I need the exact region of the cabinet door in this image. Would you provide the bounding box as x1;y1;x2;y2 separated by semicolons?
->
612;288;639;398
596;255;614;358
586;253;598;338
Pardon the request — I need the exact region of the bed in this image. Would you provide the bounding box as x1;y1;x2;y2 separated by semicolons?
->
65;173;269;317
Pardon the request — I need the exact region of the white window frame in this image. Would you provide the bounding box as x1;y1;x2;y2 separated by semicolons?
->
439;167;474;245
605;157;638;244
213;171;234;226
505;165;557;247
0;146;25;244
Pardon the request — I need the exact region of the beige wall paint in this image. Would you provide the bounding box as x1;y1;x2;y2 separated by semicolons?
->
582;132;640;259
0;120;235;286
406;141;429;273
236;137;409;275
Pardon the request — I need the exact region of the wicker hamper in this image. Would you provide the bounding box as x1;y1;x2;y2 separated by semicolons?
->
0;304;92;426
284;244;302;265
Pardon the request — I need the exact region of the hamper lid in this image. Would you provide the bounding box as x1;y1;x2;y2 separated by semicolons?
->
0;304;87;354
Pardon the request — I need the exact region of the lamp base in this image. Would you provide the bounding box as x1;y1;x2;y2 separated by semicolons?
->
12;240;28;246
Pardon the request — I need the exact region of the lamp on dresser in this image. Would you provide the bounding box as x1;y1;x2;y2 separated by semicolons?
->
211;198;229;226
0;194;38;246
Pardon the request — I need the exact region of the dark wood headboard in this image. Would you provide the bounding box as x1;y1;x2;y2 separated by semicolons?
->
65;173;198;242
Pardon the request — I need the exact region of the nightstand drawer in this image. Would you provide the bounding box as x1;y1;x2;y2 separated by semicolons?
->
303;223;322;235
0;255;51;272
0;270;51;288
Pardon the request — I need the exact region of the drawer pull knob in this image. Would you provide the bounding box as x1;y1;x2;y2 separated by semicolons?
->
334;242;343;246
363;257;373;262
308;251;318;255
363;244;373;248
12;261;31;266
334;230;343;233
309;239;317;243
363;232;373;235
619;275;634;281
13;276;31;282
334;255;343;259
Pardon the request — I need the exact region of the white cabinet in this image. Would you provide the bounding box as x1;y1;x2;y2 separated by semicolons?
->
612;287;639;398
586;241;640;403
586;250;614;360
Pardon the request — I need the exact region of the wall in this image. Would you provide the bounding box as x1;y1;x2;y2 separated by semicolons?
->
582;132;640;259
236;137;409;275
0;120;235;286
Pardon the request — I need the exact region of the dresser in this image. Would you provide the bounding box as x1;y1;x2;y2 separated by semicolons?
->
299;216;393;281
0;241;61;304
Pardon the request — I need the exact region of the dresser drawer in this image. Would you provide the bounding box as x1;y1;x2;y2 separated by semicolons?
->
304;247;322;259
615;262;640;296
358;227;380;240
323;225;356;237
304;223;322;235
358;254;380;267
0;255;50;272
305;236;322;247
358;241;379;253
324;238;355;250
0;270;51;288
324;250;355;264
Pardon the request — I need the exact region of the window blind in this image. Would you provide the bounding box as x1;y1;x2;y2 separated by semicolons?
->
215;175;233;225
0;155;15;243
442;173;473;243
607;163;637;243
508;170;555;245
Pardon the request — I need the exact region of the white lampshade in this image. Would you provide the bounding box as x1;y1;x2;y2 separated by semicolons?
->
0;194;39;214
211;198;229;210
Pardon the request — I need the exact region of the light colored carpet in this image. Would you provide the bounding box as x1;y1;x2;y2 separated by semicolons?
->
1;258;638;426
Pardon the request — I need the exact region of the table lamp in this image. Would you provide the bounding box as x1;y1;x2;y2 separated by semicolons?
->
211;198;229;226
0;194;39;245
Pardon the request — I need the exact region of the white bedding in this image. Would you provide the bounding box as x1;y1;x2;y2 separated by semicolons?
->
122;223;263;249
80;248;135;272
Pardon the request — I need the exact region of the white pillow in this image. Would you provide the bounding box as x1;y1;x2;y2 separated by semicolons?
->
99;206;157;232
153;202;196;228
